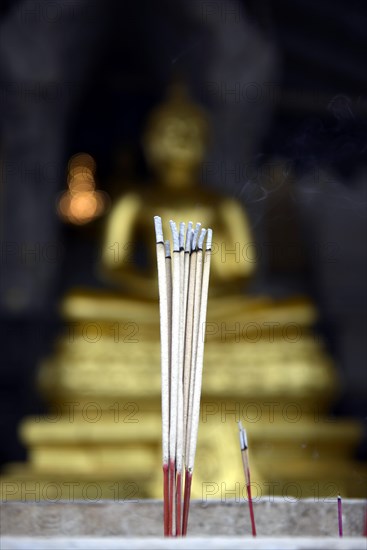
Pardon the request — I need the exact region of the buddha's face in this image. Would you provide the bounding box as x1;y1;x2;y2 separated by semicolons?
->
153;116;205;162
144;111;207;188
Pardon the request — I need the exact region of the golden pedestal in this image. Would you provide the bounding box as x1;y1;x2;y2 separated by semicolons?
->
1;291;365;501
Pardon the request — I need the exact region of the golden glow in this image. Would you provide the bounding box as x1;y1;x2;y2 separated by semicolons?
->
68;152;96;173
58;152;109;225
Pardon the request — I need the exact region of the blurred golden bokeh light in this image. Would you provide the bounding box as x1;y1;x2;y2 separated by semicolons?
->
68;152;96;173
58;152;109;225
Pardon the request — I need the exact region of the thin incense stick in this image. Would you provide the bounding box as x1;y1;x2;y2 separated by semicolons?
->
182;229;199;537
338;495;343;537
181;222;193;464
175;222;186;536
164;238;171;537
183;223;200;460
154;216;170;536
186;228;209;468
169;220;181;537
165;240;172;353
183;222;193;325
238;421;257;537
185;226;205;464
183;228;211;536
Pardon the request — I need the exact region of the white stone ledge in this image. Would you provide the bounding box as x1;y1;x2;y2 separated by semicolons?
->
1;536;367;550
1;499;365;540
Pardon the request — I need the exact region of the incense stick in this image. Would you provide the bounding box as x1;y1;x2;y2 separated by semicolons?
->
186;228;209;469
154;216;170;536
182;226;202;537
165;240;172;348
182;221;193;439
175;222;186;536
338;495;343;537
182;221;193;435
168;220;181;536
163;238;171;536
183;223;200;456
238;421;257;537
185;227;205;462
183;228;211;536
183;222;193;325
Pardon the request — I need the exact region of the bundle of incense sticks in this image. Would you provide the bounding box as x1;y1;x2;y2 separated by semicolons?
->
154;216;213;537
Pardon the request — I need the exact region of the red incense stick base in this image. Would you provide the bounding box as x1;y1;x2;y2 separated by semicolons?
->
176;470;182;536
182;469;192;536
168;459;175;536
247;482;257;537
163;463;169;536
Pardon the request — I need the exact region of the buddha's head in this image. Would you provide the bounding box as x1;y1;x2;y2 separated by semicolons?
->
143;83;209;189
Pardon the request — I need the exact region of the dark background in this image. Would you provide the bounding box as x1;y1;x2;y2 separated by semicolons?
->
1;0;366;468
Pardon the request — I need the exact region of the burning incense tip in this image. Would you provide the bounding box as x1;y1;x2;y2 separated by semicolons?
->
185;222;193;252
154;216;164;243
169;220;180;251
198;228;207;250
206;228;213;250
238;421;248;450
192;223;201;250
179;222;185;250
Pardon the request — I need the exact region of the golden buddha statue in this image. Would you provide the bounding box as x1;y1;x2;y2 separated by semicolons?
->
1;84;365;503
101;82;255;300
